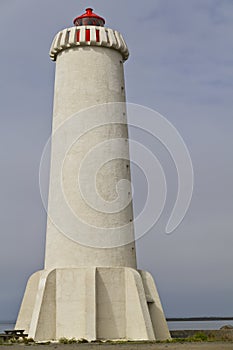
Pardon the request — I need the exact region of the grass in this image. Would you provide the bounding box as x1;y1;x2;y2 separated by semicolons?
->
0;337;35;346
59;337;88;344
0;332;232;346
59;337;77;344
157;331;231;343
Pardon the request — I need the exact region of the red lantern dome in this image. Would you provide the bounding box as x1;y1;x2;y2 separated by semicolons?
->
73;8;105;27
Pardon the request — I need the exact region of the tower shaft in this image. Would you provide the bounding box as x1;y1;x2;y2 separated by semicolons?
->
45;34;136;269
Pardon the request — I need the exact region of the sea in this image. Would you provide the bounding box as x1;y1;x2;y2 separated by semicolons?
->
1;320;233;333
167;320;233;331
0;323;15;333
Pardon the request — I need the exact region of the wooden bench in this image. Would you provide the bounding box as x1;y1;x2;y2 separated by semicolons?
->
0;329;28;341
0;334;14;341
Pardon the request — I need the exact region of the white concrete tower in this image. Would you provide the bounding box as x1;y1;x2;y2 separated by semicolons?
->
16;8;171;342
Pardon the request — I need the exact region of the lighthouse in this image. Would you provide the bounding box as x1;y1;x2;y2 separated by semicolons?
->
16;8;171;341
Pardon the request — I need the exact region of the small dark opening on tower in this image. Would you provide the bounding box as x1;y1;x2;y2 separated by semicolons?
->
105;30;110;44
66;31;70;45
96;29;100;42
76;30;80;42
86;29;90;41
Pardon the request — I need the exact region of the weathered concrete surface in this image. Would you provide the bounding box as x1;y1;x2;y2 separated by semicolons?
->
16;268;170;341
45;41;136;270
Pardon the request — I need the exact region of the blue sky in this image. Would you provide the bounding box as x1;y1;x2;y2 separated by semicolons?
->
0;0;233;321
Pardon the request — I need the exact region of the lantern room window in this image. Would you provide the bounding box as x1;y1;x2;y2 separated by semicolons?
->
74;8;105;27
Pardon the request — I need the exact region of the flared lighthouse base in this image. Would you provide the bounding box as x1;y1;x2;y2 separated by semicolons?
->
16;267;170;341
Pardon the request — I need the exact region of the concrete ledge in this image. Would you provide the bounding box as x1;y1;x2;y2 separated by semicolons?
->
50;26;129;61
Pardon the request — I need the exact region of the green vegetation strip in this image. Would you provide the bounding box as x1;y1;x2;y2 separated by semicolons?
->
0;332;233;346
